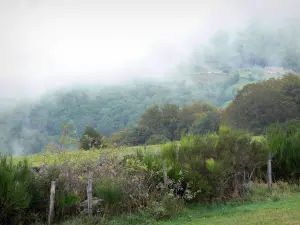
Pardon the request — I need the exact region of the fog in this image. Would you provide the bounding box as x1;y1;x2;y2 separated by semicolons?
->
0;0;300;102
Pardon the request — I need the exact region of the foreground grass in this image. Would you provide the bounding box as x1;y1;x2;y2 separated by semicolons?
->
56;194;300;225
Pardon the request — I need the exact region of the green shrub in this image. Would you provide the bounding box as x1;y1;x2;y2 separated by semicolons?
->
58;192;81;218
142;152;163;183
94;179;126;216
148;194;184;220
178;133;220;201
169;126;269;202
95;181;122;203
266;120;300;181
31;164;84;222
161;142;181;181
0;156;34;225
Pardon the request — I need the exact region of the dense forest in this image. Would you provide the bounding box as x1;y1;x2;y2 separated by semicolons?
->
1;19;300;155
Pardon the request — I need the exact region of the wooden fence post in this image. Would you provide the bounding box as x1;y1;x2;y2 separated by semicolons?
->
163;160;168;186
48;181;56;225
176;144;179;161
267;152;272;189
87;171;93;216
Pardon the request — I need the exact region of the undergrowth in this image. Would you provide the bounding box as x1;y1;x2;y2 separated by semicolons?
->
48;181;299;225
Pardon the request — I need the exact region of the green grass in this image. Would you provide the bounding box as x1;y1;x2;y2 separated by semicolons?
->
13;144;162;166
163;195;300;225
55;194;300;225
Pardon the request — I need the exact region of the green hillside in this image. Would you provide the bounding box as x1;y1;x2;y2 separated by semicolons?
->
0;68;291;155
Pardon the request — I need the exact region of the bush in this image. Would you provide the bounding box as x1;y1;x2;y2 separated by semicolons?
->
148;194;184;220
91;155;154;216
161;142;181;181
0;156;34;225
58;192;81;218
266;120;300;181
142;151;164;183
94;179;122;215
161;126;269;202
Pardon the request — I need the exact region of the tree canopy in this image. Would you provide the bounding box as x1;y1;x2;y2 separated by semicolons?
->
79;126;103;150
223;74;300;134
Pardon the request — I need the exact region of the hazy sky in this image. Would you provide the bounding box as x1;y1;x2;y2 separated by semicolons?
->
0;0;300;100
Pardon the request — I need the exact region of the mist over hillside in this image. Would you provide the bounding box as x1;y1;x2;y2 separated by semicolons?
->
1;0;299;100
1;0;300;155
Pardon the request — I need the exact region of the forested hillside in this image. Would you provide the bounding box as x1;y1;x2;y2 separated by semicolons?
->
1;19;300;155
0;80;227;155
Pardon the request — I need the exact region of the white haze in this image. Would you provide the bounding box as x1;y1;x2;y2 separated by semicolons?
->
0;0;300;105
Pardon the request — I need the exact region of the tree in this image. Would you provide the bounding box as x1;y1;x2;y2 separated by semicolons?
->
160;104;180;141
191;111;221;135
110;128;130;147
138;104;164;135
116;102;218;146
281;74;300;106
223;75;300;134
122;126;152;146
79;126;102;150
178;102;216;135
138;104;180;141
